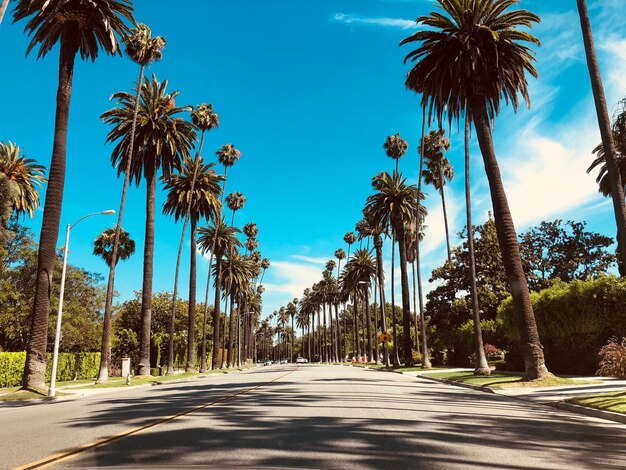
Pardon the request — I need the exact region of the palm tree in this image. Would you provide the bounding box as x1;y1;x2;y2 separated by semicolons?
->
422;129;454;263
0;142;46;219
334;248;346;359
577;0;626;271
401;0;549;378
384;133;408;174
226;192;246;226
404;219;423;358
198;143;242;372
198;217;242;370
372;227;390;366
0;0;9;25
96;23;165;383
102;75;196;375
340;248;376;362
243;222;258;239
163;155;223;374
286;301;297;362
365;172;423;365
259;258;270;285
93;227;135;267
14;0;134;391
464;117;490;375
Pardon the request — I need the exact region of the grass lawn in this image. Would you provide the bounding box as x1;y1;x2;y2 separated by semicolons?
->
567;391;626;414
422;371;597;389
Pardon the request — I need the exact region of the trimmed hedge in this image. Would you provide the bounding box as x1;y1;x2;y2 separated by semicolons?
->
0;352;101;388
498;276;626;375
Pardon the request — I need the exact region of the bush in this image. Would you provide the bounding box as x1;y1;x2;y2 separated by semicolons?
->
0;352;100;387
597;337;626;379
498;276;626;375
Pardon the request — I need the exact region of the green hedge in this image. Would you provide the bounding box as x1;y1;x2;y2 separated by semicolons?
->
0;352;101;388
497;276;626;374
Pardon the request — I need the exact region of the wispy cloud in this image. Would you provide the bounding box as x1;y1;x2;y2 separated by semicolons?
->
333;12;419;30
290;255;328;265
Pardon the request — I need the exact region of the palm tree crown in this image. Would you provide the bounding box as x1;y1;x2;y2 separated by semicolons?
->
0;142;46;218
384;133;408;169
198;217;243;259
124;23;166;66
401;0;540;124
243;222;259;239
217;144;242;168
93;227;135;267
162;156;223;224
14;0;134;60
226;192;246;212
191;103;219;132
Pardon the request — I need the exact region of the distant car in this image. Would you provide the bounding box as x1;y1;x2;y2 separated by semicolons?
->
296;357;308;363
280;359;288;364
263;360;272;366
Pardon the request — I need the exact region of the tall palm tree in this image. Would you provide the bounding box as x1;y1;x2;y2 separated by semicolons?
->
0;142;46;219
365;172;423;365
372;228;390;366
576;0;626;271
334;248;346;359
259;258;270;285
163;155;223;374
199;143;242;372
102;75;196;375
465;117;490;375
384;133;408;174
14;0;134;391
340;248;376;362
97;23;165;383
287;301;297;362
226;192;246;226
243;222;258;239
93;227;135;267
198;217;242;370
422;129;454;263
401;0;549;378
404;219;423;357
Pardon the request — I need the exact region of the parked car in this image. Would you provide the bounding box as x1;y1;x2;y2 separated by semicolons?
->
263;360;272;366
280;359;288;364
296;357;308;363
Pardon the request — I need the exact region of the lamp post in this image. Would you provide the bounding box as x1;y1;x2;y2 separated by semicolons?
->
48;209;115;397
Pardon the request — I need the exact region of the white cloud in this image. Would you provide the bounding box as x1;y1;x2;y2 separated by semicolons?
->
289;255;328;265
262;260;323;307
333;12;419;30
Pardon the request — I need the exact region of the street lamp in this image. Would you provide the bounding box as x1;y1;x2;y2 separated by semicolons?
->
48;209;115;397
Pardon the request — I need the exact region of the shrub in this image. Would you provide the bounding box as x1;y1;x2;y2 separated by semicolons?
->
0;352;100;387
498;276;626;374
597;337;626;379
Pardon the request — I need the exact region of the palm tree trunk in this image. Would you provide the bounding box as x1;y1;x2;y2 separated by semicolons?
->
411;260;420;355
228;294;235;367
138;164;156;376
23;36;78;391
291;315;295;362
200;251;214;373
390;230;400;365
374;235;389;367
0;0;10;25
472;101;548;380
465;117;490;376
577;0;626;271
372;281;379;363
333;303;340;362
397;226;414;366
186;218;198;371
416;109;431;369
364;288;373;362
97;64;146;384
211;257;223;370
439;181;452;264
322;303;328;362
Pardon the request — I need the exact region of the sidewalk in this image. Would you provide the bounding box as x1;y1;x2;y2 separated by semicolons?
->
406;368;626;425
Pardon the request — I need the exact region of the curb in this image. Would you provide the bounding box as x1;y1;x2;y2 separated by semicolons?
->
416;374;496;394
556;402;626;425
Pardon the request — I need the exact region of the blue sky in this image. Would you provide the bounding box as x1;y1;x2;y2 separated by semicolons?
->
1;0;625;321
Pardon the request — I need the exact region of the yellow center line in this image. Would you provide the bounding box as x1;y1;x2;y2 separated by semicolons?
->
17;367;298;470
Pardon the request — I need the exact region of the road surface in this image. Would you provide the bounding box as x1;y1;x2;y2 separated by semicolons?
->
1;364;625;469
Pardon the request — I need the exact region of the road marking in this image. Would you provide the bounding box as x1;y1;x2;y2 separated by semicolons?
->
16;368;297;469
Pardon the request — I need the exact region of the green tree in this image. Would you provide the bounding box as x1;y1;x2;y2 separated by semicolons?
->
365;172;424;365
576;0;626;272
421;129;454;263
0;141;46;219
93;227;135;268
401;0;548;379
14;0;134;391
163;154;223;374
102;75;196;375
97;23;165;383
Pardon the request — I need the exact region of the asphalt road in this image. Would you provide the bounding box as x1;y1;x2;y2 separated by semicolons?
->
1;364;625;469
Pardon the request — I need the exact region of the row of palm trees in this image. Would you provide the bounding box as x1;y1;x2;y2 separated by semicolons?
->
4;1;269;390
